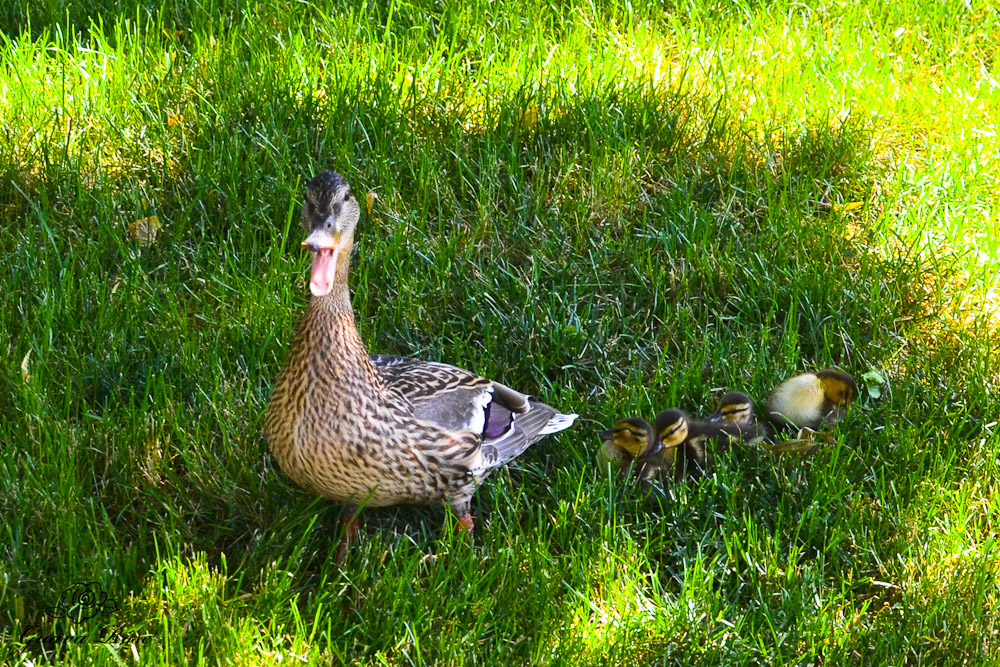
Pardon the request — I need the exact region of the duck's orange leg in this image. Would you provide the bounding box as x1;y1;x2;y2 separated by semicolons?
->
335;504;361;563
456;513;475;534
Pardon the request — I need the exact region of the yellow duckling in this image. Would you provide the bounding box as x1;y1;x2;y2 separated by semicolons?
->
765;369;858;431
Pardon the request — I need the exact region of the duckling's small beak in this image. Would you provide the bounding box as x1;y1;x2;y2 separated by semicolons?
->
596;429;613;440
638;438;663;460
654;434;685;453
303;227;342;297
708;410;722;422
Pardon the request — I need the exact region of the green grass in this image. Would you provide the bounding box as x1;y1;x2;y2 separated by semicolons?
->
1;0;998;663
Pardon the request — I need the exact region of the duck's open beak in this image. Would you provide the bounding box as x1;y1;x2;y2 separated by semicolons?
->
303;227;341;297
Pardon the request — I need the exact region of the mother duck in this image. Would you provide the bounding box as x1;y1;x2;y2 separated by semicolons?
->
265;171;577;559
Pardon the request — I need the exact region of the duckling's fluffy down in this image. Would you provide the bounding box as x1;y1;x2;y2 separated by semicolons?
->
765;373;828;429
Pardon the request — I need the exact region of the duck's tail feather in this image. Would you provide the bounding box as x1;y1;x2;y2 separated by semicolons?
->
475;401;577;475
539;411;578;436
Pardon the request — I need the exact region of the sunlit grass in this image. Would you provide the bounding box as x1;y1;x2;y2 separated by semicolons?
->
1;0;999;664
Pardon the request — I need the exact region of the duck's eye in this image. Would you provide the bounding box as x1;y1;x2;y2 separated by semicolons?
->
344;192;351;201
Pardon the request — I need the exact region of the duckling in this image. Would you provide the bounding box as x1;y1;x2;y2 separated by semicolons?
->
709;391;775;444
265;171;577;560
654;409;742;481
597;417;656;467
765;369;858;432
597;417;671;487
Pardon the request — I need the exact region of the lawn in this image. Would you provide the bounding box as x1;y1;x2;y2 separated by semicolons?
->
1;0;998;664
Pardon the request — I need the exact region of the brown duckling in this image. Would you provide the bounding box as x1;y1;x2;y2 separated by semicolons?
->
765;369;857;432
710;390;775;444
654;409;742;481
265;171;577;560
597;417;671;487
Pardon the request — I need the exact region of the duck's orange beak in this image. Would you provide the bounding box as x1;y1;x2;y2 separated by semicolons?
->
301;227;340;251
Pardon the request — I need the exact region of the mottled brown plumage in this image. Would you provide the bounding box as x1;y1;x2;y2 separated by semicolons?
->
265;171;577;555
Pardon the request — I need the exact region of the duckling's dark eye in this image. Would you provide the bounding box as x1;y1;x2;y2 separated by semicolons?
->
344;192;351;201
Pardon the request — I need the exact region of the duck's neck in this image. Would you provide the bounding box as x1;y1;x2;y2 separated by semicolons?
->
300;268;381;390
311;278;353;318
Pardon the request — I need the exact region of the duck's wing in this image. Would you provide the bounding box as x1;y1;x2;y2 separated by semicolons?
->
371;355;496;432
370;355;577;472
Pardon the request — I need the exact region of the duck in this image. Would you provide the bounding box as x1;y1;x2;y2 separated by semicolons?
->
265;171;578;560
709;390;775;445
597;417;670;488
654;409;742;481
764;369;857;432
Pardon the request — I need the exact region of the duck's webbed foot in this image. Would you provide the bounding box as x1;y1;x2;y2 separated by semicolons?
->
450;498;475;537
456;513;475;534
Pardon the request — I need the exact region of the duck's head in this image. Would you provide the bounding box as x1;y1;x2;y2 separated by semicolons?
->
301;171;361;298
653;409;689;451
711;391;755;425
816;369;858;407
597;417;657;458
